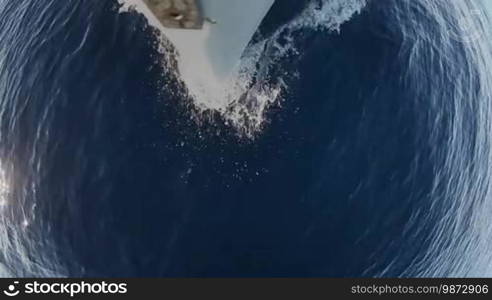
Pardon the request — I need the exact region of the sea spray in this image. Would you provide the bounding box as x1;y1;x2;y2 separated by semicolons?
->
118;0;367;137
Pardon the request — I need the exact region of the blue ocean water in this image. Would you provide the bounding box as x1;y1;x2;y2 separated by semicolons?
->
0;0;492;277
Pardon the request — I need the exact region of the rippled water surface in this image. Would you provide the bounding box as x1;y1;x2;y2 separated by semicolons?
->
0;0;492;277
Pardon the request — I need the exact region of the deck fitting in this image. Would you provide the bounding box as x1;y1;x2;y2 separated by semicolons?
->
143;0;204;29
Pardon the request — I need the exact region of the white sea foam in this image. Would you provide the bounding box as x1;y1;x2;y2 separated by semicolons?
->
118;0;367;137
